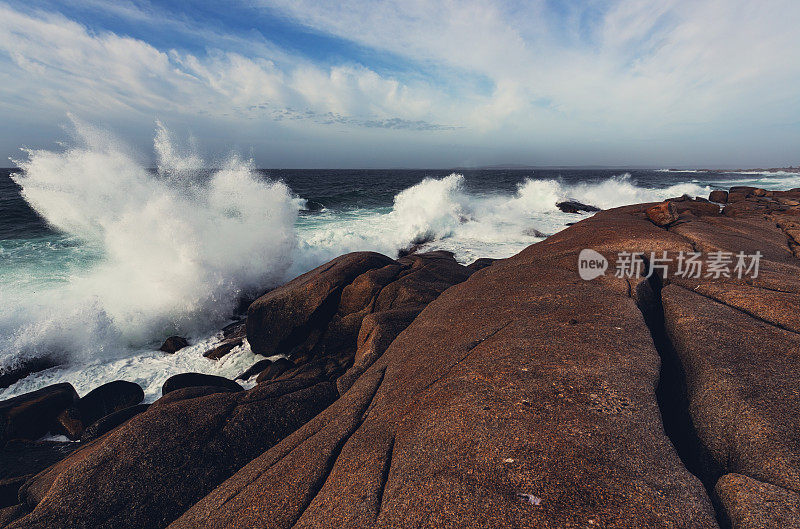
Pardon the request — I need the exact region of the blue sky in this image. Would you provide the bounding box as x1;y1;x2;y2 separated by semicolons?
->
0;0;798;168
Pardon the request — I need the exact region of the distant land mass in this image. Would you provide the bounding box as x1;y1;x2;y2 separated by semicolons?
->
690;165;800;173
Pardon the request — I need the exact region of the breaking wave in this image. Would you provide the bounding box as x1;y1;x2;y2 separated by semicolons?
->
1;118;301;373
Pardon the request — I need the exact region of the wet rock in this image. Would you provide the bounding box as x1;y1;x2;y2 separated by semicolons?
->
220;320;245;338
0;358;59;390
645;200;678;226
254;358;293;383
159;336;189;354
55;381;144;440
556;200;601;213
12;380;337;529
0;384;78;443
162;373;243;395
235;359;272;381
466;257;496;271
202;338;242;360
708;190;728;203
523;227;549;237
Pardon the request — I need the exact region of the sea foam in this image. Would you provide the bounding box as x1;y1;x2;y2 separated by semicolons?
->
1;118;301;375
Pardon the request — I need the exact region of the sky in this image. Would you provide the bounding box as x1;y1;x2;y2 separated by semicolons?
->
0;0;798;168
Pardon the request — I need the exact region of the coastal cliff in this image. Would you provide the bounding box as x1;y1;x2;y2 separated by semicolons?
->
2;186;800;528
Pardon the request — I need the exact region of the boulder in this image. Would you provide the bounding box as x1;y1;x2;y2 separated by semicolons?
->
159;336;189;354
150;386;239;410
55;381;144;440
11;380;338;529
555;200;601;214
708;190;728;203
727;191;748;203
645;200;678;226
162;373;243;395
337;307;422;395
246;252;396;357
80;404;149;442
0;384;78;443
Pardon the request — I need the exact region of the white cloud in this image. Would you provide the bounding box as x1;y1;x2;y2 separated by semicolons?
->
0;0;798;166
0;4;453;131
262;0;800;130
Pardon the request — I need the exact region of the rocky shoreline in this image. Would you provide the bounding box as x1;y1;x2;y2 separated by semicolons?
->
2;185;800;527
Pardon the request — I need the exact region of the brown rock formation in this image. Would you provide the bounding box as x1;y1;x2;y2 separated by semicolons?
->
4;186;800;527
0;384;77;443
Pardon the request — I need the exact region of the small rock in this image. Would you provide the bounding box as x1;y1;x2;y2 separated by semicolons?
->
159;336;189;354
556;201;601;214
162;373;243;395
523;228;549;237
203;338;243;360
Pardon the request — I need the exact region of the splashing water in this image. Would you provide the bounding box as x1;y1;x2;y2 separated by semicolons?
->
1;119;301;374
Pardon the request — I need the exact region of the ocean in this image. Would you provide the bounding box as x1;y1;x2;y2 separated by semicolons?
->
2;123;799;403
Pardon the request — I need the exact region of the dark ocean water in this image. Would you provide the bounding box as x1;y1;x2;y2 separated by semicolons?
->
0;167;741;240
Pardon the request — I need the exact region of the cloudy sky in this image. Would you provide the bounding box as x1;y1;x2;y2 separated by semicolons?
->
0;0;798;168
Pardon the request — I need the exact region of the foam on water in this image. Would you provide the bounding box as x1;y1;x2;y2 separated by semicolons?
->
1;118;301;381
295;173;711;265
